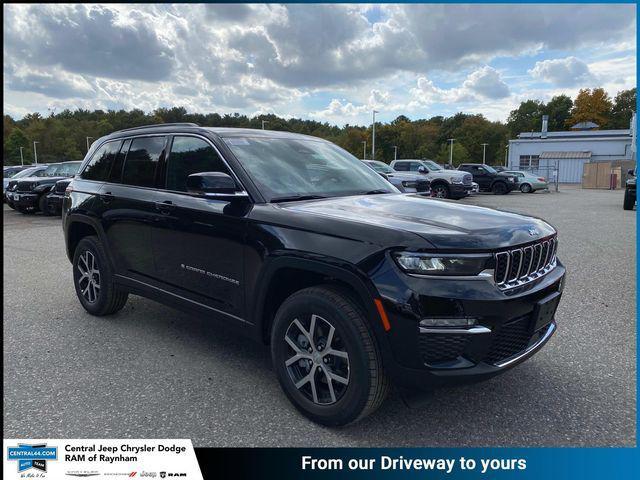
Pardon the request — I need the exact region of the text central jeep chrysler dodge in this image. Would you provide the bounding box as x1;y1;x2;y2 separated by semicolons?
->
63;124;565;426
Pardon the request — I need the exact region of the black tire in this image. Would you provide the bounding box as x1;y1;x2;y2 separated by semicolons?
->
271;286;390;426
431;183;450;199
491;181;508;195
623;189;635;210
72;235;128;316
520;183;532;194
7;201;16;210
39;195;52;216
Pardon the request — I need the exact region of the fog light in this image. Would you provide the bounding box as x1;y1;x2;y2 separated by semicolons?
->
419;317;477;327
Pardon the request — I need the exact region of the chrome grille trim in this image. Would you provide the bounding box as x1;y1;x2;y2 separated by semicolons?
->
494;237;558;290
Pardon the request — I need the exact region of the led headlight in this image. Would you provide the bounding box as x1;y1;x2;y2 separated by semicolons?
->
393;252;491;276
451;177;463;184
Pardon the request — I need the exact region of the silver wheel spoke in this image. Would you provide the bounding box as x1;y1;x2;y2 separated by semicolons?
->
309;370;319;403
326;348;348;360
293;319;313;347
328;371;349;385
325;325;335;350
322;367;337;403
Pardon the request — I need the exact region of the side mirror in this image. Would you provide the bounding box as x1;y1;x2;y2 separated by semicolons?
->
417;166;427;174
186;172;247;199
628;169;635;176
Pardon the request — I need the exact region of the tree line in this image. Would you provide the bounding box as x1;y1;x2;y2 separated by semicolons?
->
3;87;635;167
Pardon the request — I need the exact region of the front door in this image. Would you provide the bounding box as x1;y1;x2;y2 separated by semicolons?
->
151;135;246;319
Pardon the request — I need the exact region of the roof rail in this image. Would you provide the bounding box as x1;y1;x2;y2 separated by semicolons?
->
116;122;200;133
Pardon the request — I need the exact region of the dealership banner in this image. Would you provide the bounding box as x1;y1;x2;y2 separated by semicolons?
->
3;439;203;479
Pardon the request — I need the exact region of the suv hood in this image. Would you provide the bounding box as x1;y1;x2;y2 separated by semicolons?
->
283;194;555;250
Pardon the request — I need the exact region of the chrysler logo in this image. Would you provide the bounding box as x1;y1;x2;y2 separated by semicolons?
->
528;228;539;236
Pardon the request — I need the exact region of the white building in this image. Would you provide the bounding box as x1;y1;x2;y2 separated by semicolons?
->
507;115;636;183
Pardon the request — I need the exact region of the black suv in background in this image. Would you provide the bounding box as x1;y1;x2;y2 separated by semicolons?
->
624;168;636;210
63;124;565;426
8;161;81;214
458;163;518;194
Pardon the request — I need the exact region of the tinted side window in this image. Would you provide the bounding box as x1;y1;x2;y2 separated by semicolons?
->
394;162;408;171
165;136;230;192
81;141;121;181
109;139;131;183
122;137;166;187
409;162;421;172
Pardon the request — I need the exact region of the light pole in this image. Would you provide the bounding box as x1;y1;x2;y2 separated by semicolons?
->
33;141;39;164
19;147;24;166
448;138;455;168
393;145;398;161
362;140;367;160
504;144;509;167
481;143;489;164
371;110;379;160
86;136;93;152
261;120;268;130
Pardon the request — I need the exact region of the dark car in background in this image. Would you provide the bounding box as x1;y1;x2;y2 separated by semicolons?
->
363;160;430;194
457;163;518;194
4;165;49;205
624;168;636;210
63;124;564;426
7;161;81;214
44;178;74;215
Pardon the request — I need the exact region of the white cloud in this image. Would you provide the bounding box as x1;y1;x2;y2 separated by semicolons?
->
529;57;595;87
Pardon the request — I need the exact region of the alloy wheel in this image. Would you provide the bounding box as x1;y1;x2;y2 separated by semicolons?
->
284;314;350;405
433;186;448;198
77;250;101;303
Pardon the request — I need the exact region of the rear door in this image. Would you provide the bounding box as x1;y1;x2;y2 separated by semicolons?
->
151;135;247;319
101;135;168;280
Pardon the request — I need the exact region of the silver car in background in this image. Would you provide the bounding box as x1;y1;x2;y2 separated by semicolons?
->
503;170;549;193
363;160;431;194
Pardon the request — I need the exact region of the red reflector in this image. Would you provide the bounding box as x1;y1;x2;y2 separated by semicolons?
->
374;298;391;332
538;177;546;182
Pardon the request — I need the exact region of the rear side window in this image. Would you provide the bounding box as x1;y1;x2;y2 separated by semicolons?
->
81;142;121;181
109;139;131;183
122;136;166;188
394;162;408;171
165;136;231;192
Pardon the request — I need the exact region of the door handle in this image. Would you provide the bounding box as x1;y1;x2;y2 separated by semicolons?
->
155;200;174;215
100;192;114;204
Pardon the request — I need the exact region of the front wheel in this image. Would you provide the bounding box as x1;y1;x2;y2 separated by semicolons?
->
271;286;389;426
73;236;128;316
492;182;508;195
431;183;450;199
520;183;532;193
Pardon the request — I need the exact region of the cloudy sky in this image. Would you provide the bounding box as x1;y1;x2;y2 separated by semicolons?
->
3;3;637;125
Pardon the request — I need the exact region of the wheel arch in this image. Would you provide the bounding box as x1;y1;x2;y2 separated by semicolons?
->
65;215;114;268
252;257;392;360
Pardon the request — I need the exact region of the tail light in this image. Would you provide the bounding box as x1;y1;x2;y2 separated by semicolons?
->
538;177;546;182
65;184;73;195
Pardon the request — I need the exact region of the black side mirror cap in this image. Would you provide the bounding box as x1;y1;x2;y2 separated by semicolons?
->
628;169;636;176
186;172;248;200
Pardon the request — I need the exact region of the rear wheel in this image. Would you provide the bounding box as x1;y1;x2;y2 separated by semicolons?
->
492;181;508;195
431;183;450;199
271;286;389;426
73;236;128;316
520;183;532;193
623;189;635;210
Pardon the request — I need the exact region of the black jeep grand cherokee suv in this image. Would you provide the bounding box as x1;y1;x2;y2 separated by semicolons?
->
63;123;565;426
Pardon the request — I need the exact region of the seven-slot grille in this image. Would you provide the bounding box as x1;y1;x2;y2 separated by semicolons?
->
494;236;558;290
16;181;36;192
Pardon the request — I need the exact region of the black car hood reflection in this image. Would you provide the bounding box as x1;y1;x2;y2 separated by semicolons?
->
282;193;555;250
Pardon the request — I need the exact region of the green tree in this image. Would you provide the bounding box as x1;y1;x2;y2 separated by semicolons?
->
544;95;573;131
610;88;637;129
4;128;31;165
506;100;545;137
435;142;470;166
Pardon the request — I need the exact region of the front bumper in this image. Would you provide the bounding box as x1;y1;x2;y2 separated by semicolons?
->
371;257;565;390
45;192;64;214
450;183;473;197
9;192;39;209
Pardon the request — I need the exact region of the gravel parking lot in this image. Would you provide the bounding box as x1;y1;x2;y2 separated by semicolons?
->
3;186;636;447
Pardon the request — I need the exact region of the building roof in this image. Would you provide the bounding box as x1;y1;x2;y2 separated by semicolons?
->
571;121;599;130
540;151;592;160
517;129;631;140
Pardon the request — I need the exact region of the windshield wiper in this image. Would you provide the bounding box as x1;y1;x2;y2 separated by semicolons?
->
362;189;391;195
270;194;328;203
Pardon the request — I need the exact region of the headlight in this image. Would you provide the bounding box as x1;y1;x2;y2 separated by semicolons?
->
393;252;491;276
402;180;417;188
451;177;463;184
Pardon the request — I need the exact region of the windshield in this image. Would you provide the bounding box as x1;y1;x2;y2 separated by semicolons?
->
13;167;40;179
366;161;395;174
43;162;81;177
223;137;396;201
483;165;498;174
4;168;20;178
422;160;443;171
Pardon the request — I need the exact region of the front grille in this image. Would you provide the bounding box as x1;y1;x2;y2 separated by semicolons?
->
485;315;532;365
16;181;35;192
54;182;68;194
494;236;557;290
462;174;472;185
8;180;18;191
418;333;468;364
